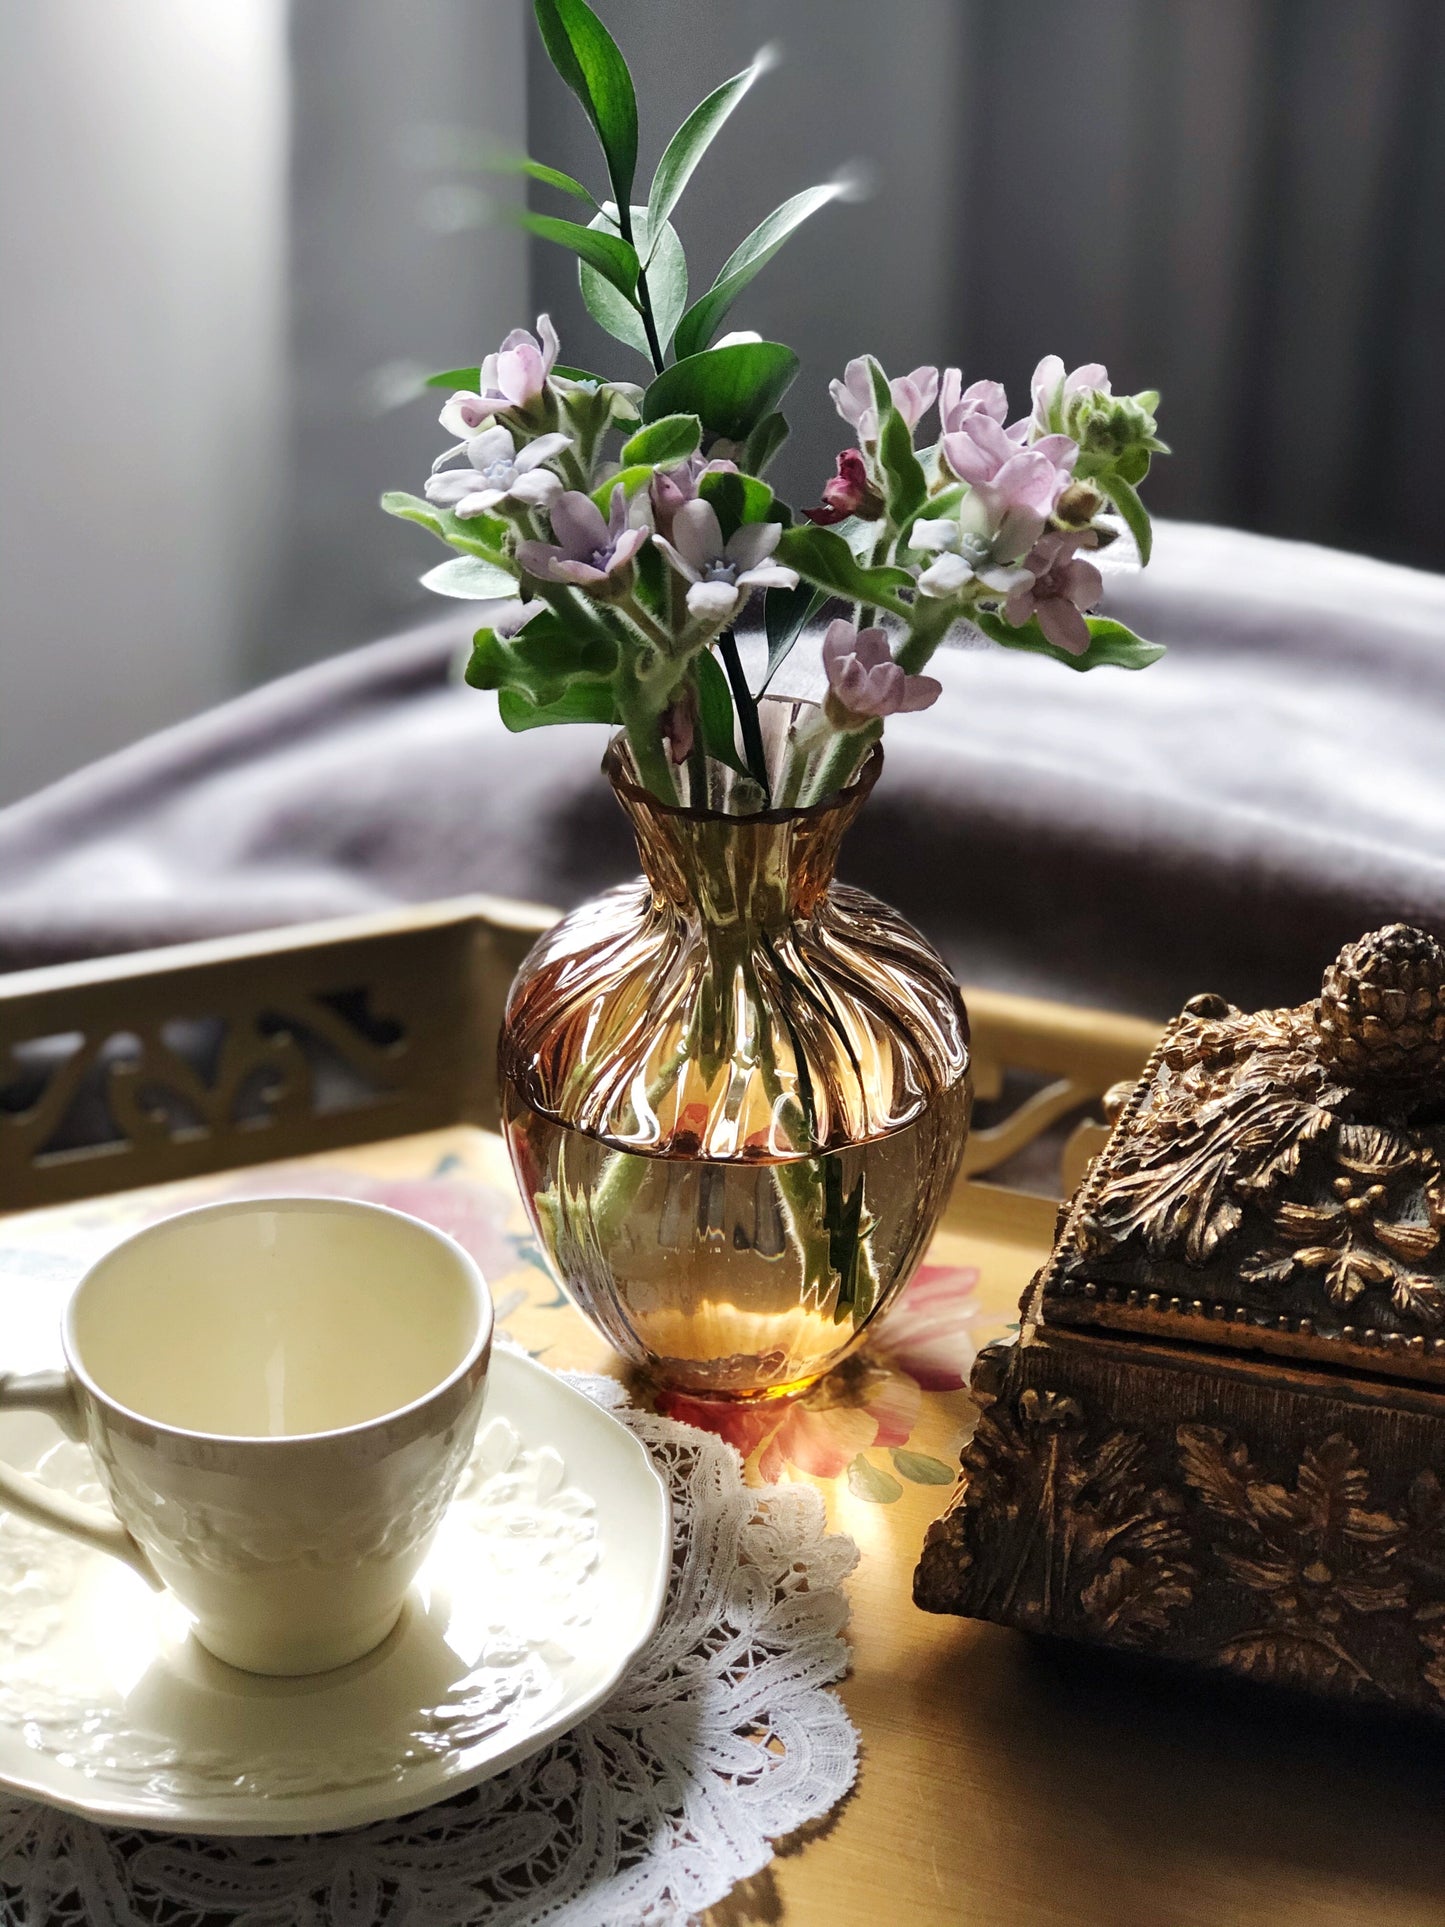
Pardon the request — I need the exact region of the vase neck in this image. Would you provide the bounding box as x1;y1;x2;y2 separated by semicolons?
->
605;740;881;931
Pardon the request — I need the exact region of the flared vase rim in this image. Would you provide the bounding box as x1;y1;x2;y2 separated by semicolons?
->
603;707;883;828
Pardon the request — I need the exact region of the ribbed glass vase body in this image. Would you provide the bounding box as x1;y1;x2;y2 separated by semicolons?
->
500;714;972;1399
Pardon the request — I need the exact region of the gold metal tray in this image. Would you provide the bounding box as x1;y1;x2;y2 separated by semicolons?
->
4;899;1445;1926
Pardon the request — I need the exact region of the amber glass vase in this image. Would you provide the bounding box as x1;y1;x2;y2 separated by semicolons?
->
499;702;972;1400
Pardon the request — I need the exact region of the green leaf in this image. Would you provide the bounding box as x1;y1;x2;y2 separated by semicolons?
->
672;181;851;361
743;409;789;478
867;358;928;529
698;469;774;542
498;683;621;730
1100;471;1152;564
761;581;827;692
1113;444;1152;486
420;556;518;599
579;206;686;357
621;414;702;466
972;609;1166;672
423;366;481;391
513;208;638;301
532;0;638;215
514;155;602;211
890;1449;956;1486
589;464;654;512
642;341;800;444
694;649;748;775
645;46;775;249
380;491;511;565
846;1455;903;1504
774;524;913;616
469;609;616;691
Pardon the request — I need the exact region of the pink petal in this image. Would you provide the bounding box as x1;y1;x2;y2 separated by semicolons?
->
854;627;893;668
552;559;611;587
550;490;609;557
1063;557;1104;607
672;499;723;573
608;526;650;569
866;1368;922;1450
1031;433;1079;474
724;519;781;571
515;540;564;577
652;535;700;584
537;313;561;373
1036;596;1091;654
897;673;942;713
821;618;858;672
1003;584;1038;627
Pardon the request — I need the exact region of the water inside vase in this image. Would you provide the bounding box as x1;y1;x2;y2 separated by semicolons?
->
505;1081;969;1399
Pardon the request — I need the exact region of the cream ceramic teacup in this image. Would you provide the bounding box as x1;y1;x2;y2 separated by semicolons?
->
0;1197;493;1676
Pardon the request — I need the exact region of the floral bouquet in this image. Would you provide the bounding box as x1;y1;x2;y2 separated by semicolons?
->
384;0;1168;812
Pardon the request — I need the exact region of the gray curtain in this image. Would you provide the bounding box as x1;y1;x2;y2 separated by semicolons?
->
529;0;1445;569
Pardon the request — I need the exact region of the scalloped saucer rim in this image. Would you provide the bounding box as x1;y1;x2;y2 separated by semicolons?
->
0;1348;671;1836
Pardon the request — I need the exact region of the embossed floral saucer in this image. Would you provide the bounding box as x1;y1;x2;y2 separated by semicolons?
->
0;1347;670;1834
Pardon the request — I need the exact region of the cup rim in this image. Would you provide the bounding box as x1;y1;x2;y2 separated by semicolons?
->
61;1195;494;1447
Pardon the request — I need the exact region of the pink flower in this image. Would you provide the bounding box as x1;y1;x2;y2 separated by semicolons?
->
942;413;1077;496
516;486;650;594
939;369;1019;438
822;619;941;724
829;357;939;443
1030;354;1109;437
871;1262;980;1391
1004;529;1104;655
438;314;561;434
956;443;1076;563
803;448;884;526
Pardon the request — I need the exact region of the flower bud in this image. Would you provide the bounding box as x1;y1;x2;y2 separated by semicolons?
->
804;448;885;526
1053;481;1105;528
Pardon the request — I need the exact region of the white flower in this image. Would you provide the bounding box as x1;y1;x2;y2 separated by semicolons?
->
910;517;1032;600
654;500;798;622
425;426;572;519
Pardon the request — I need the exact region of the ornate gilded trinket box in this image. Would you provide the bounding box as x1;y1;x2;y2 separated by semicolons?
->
915;926;1445;1713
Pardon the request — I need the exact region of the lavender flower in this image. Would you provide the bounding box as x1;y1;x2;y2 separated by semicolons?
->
910;517;1032;600
829;357;939;443
438;315;562;436
425;426;571;518
654;500;798;623
1003;530;1104;654
821;620;941;725
516;487;650;595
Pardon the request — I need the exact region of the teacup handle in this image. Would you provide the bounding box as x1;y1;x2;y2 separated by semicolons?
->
0;1372;161;1588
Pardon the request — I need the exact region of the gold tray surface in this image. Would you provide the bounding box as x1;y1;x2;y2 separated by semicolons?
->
5;898;1445;1927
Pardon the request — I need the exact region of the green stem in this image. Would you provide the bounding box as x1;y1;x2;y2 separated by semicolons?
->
895;598;956;675
615;677;677;803
614;203;666;375
802;723;878;806
716;628;769;803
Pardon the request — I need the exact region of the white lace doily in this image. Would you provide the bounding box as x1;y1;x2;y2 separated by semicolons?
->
0;1374;860;1927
